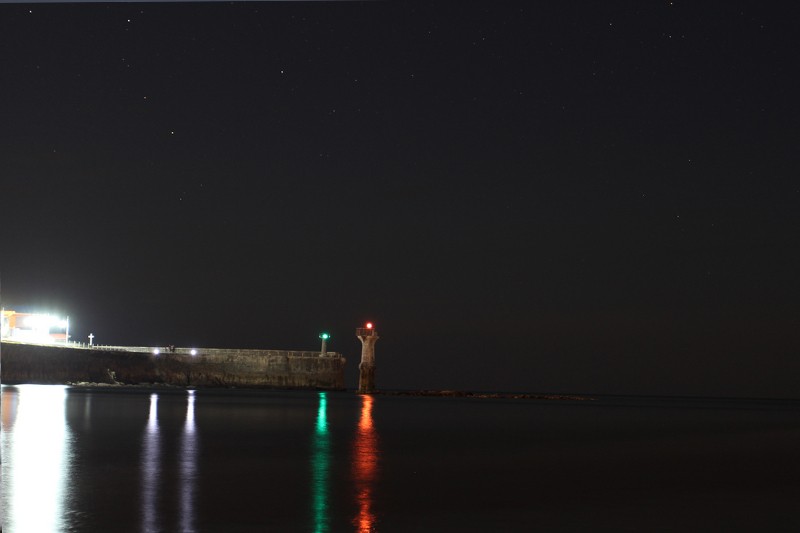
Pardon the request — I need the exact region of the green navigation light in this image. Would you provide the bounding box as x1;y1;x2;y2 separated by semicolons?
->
319;333;330;340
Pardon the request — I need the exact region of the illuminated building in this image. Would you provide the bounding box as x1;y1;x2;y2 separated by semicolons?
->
1;309;70;344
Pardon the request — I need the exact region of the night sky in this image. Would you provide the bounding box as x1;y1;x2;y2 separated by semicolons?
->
1;2;798;397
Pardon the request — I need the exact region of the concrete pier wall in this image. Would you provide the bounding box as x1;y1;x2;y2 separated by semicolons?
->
0;341;346;389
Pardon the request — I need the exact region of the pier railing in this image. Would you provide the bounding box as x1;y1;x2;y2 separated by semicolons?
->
0;339;342;358
90;345;342;358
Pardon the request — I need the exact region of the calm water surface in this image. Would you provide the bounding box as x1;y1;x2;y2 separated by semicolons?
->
3;385;800;532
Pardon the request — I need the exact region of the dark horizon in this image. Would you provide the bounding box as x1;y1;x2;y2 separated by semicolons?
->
1;2;798;398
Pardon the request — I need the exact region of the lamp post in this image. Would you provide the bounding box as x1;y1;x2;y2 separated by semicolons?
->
88;333;94;347
319;332;330;356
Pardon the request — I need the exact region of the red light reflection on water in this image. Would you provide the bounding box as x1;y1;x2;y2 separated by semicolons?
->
353;394;378;532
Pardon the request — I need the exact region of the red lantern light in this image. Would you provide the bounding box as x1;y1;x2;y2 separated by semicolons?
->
366;322;373;329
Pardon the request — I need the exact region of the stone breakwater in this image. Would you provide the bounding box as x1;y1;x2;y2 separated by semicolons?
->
0;341;345;389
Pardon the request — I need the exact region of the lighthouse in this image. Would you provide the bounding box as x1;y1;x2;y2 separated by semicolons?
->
356;322;379;394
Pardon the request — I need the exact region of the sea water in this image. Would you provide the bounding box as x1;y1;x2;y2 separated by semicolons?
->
2;385;800;532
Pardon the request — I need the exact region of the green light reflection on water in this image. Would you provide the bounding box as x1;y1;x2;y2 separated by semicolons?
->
312;392;330;533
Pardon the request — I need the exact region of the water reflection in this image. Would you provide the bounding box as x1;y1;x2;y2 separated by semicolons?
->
1;385;73;532
1;387;19;431
141;393;161;532
353;394;378;532
180;390;198;533
82;392;93;432
312;392;331;532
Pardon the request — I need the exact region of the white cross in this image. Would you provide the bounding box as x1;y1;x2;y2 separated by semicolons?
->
88;333;94;346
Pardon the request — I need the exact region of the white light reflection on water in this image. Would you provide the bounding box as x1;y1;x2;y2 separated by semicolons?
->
2;385;73;532
311;391;330;533
180;390;198;533
82;392;93;432
141;393;161;532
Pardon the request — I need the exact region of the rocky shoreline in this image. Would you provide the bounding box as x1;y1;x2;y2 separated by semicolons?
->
376;390;593;401
47;381;594;401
